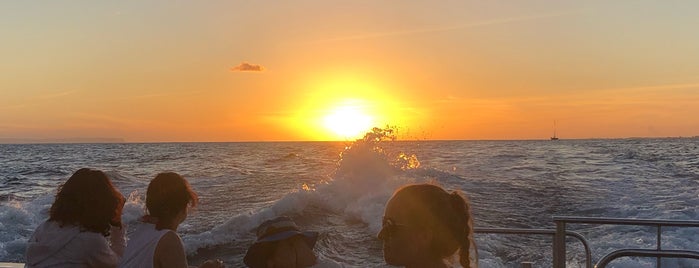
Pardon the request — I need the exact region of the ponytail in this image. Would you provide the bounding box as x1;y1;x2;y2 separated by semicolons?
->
450;191;478;268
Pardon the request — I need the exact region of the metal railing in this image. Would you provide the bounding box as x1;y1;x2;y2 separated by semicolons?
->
596;249;699;268
474;217;699;267
474;227;592;268
553;216;699;268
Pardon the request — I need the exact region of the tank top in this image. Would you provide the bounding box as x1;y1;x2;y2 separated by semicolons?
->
118;223;171;268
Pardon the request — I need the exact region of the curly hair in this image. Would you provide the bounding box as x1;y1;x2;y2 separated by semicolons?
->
49;168;125;236
145;172;198;227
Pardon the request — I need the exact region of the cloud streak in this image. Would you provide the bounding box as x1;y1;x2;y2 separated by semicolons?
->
231;62;265;72
312;10;583;43
605;82;699;92
36;90;78;100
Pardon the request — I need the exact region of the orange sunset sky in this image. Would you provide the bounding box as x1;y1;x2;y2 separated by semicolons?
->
2;1;699;142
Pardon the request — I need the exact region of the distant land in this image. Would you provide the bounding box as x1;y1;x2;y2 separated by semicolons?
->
0;137;126;144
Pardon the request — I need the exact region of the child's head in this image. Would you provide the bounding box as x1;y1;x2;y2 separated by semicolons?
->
145;172;198;228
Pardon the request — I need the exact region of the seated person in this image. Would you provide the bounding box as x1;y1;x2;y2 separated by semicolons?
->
244;216;318;268
26;168;126;268
118;172;223;268
378;183;478;268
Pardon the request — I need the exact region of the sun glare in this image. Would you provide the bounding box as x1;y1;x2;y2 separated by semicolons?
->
323;103;374;140
288;74;408;141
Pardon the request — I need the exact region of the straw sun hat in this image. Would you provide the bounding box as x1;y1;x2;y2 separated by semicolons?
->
243;216;318;267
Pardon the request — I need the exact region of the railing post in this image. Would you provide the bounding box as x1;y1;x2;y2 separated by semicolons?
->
657;225;662;268
553;220;566;268
521;261;534;268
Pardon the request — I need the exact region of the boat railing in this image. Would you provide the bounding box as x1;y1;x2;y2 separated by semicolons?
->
475;216;699;268
553;216;699;268
474;227;592;268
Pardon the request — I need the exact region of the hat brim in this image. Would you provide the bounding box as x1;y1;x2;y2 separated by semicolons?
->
243;231;318;268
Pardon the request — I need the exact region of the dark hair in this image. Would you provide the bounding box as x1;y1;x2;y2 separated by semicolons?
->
49;168;124;236
146;172;198;225
394;184;478;268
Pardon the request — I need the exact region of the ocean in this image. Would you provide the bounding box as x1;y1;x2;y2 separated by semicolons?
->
1;136;699;267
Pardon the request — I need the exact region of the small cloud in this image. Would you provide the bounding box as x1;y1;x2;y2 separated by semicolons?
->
231;62;265;72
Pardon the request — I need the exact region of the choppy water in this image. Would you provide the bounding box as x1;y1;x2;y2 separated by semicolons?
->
1;137;699;267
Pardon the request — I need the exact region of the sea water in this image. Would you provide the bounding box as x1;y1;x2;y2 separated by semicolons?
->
1;135;699;267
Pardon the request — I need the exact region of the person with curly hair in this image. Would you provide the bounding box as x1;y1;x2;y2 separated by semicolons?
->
26;168;126;268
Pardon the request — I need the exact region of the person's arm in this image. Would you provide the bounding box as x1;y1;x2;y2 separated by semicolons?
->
153;231;189;268
109;224;127;257
82;233;119;268
153;231;225;268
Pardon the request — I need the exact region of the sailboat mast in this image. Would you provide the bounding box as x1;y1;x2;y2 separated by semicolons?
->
550;120;559;140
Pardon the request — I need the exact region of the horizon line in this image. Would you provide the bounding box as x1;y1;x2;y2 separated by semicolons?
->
1;136;697;145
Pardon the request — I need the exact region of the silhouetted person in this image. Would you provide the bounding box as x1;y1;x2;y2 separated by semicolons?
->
118;172;223;268
26;168;126;268
378;183;478;268
244;216;318;268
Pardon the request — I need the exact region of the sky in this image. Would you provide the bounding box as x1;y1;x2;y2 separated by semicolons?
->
1;1;699;142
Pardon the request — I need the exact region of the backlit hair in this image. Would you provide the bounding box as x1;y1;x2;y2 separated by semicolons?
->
145;172;198;225
49;168;124;236
393;183;478;268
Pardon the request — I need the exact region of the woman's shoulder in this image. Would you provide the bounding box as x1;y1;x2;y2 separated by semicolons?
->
152;231;187;268
158;231;181;243
134;223;173;236
30;220;81;239
126;223;174;246
152;230;183;254
36;220;76;231
72;229;110;247
156;229;182;248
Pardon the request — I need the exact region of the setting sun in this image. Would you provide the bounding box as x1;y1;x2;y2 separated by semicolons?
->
281;74;409;141
323;102;374;139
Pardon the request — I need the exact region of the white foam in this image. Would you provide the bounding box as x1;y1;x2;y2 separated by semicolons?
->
0;195;53;262
182;131;419;253
182;189;313;253
121;190;146;225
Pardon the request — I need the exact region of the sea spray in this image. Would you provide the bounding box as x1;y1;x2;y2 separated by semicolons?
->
121;190;146;226
319;128;421;233
0;194;53;262
182;127;421;253
182;189;313;254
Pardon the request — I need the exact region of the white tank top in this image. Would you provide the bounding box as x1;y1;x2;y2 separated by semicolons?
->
118;223;171;268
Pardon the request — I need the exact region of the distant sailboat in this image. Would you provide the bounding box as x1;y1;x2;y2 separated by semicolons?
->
550;121;559;140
